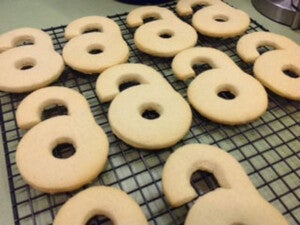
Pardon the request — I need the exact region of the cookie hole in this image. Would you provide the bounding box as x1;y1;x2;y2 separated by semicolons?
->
283;69;299;79
143;16;159;23
83;28;102;34
15;58;36;70
191;170;220;196
87;44;104;55
158;29;174;39
142;109;160;120
257;45;275;55
15;38;34;47
88;48;103;55
144;17;156;23
191;4;206;12
213;15;229;22
218;90;236;100
42;105;68;121
86;215;113;225
20;64;34;70
159;32;173;39
192;63;213;75
52;143;75;159
119;81;140;92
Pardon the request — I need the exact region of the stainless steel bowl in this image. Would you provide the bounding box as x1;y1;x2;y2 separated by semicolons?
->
252;0;300;29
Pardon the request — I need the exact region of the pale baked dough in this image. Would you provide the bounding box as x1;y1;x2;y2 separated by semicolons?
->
177;0;250;38
108;85;192;149
172;47;268;125
188;69;268;125
253;47;300;101
97;63;192;149
0;28;64;93
237;31;299;63
63;16;129;74
176;0;222;17
53;186;148;225
162;144;289;225
16;87;109;194
64;16;123;40
96;63;172;102
127;5;177;27
127;6;197;57
163;144;256;206
0;27;54;52
16;86;94;128
172;47;238;80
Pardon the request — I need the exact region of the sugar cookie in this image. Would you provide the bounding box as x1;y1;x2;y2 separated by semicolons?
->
16;87;109;193
236;31;299;63
177;0;250;38
172;47;268;125
171;46;238;80
96;63;172;102
162;144;289;225
176;0;222;17
127;5;177;27
188;69;268;125
64;16;123;40
96;63;192;149
0;28;64;93
127;6;197;57
63;16;129;74
108;85;192;149
253;47;300;101
53;186;148;225
0;27;53;52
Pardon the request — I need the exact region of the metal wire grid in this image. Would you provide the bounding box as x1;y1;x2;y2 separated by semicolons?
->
0;1;299;225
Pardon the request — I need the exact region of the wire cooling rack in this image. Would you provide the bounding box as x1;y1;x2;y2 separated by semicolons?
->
0;1;299;225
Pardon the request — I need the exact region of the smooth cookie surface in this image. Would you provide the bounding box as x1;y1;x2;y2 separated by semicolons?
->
108;85;192;149
237;31;299;63
253;47;300;100
162;144;289;225
53;186;148;225
127;6;197;57
16;87;109;193
0;28;64;93
63;16;129;74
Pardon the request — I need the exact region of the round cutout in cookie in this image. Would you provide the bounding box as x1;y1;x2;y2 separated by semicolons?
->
0;28;64;93
63;16;129;74
176;0;250;38
16;87;109;193
236;31;299;63
63;33;129;74
172;47;268;125
108;85;192;149
253;48;300;101
53;186;148;225
192;4;250;38
134;19;198;57
187;69;268;125
162;144;289;225
127;6;197;57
